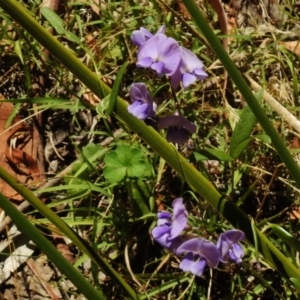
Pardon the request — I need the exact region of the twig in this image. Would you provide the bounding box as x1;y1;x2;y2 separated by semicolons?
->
244;74;300;134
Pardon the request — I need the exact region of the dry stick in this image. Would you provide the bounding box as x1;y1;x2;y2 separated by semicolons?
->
208;0;229;92
0;128;123;234
244;74;300;134
27;258;61;300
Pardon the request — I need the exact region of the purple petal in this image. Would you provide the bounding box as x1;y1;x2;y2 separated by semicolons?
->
169;47;208;88
166;127;189;144
151;62;165;76
130;83;151;103
154;233;189;254
131;28;153;47
157;212;172;219
127;101;150;120
137;57;153;68
177;238;220;268
137;34;180;76
137;34;167;62
157;36;181;76
182;73;197;89
131;26;166;47
179;47;205;73
152;225;170;240
190;259;207;277
157;219;171;226
222;229;245;243
128;83;156;119
179;252;194;272
158;115;196;133
169;198;188;239
194;68;208;79
131;31;145;47
217;229;245;263
229;243;244;263
179;253;207;277
170;68;182;89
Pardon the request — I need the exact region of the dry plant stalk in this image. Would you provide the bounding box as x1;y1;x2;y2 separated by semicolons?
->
244;74;300;135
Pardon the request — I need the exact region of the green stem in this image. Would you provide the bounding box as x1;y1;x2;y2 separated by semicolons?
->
0;0;300;284
0;192;106;300
0;166;138;300
181;0;300;188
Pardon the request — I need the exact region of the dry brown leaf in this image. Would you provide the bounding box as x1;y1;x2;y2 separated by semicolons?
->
90;0;100;15
289;207;300;220
0;100;44;200
27;258;61;300
52;230;75;263
280;41;300;56
42;0;60;11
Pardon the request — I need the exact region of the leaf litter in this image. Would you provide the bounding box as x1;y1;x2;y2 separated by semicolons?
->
1;0;300;298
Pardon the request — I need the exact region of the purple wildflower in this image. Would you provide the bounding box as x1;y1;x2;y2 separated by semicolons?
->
216;229;245;263
171;47;208;89
158;114;196;144
127;83;157;120
176;238;220;277
136;33;181;77
131;25;166;47
152;198;188;254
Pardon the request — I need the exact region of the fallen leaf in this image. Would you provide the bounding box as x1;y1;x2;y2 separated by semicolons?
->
90;0;100;15
0;99;44;200
281;41;300;56
289;206;300;220
42;0;60;11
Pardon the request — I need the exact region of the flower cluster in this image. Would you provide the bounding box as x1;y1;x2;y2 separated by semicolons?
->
128;25;208;144
152;198;245;277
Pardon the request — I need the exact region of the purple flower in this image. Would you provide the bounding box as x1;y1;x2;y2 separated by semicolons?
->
127;83;157;120
176;238;220;277
136;33;181;77
158;114;196;144
171;47;208;89
152;198;188;254
216;229;245;263
131;25;166;47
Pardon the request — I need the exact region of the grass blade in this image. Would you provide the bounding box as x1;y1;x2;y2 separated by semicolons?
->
0;191;106;300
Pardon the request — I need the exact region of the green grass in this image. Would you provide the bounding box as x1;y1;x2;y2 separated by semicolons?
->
0;0;300;298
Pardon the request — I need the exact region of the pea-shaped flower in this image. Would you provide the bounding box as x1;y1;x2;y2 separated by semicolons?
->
176;238;220;277
131;25;166;47
171;47;208;89
158;114;196;144
216;229;245;263
136;33;181;77
152;198;188;254
127;83;157;120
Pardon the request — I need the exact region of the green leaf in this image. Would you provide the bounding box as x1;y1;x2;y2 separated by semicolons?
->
0;192;107;300
14;40;24;64
107;61;129;115
72;143;108;178
40;6;65;34
96;94;110;118
64;31;81;44
103;145;151;183
269;223;300;252
254;133;271;144
290;278;300;290
194;148;233;161
229;105;256;159
96;62;128;118
129;179;151;217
